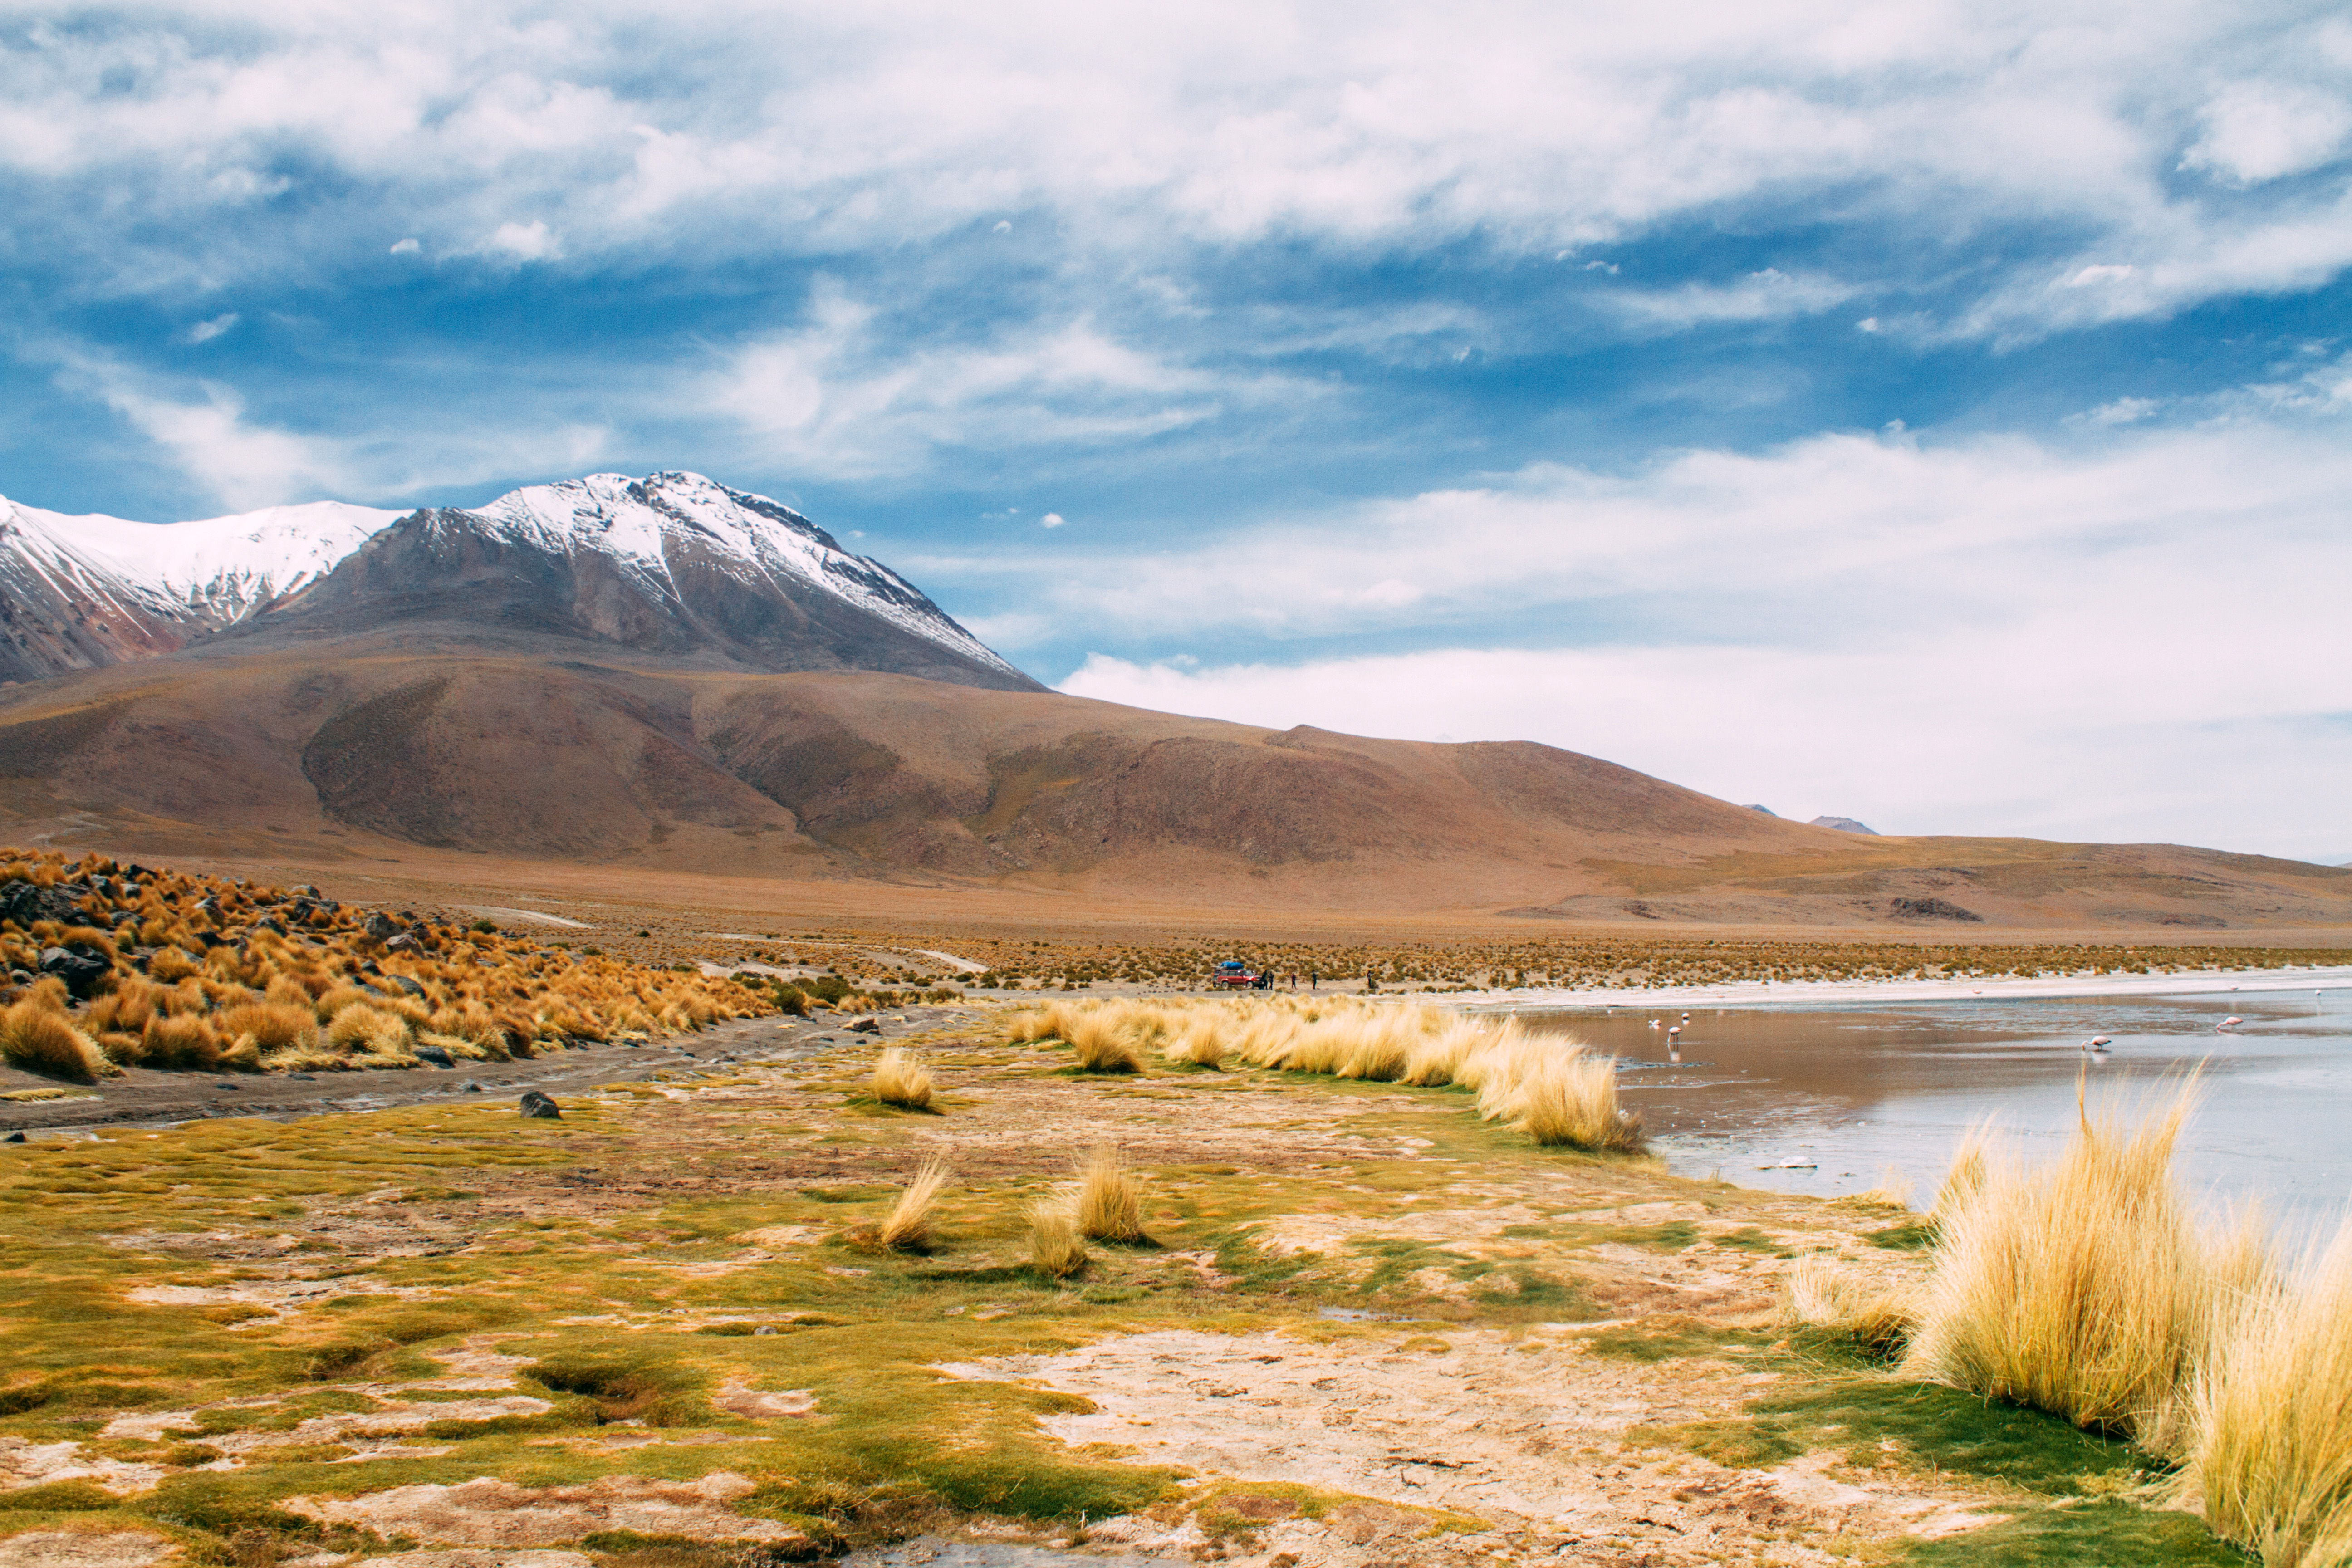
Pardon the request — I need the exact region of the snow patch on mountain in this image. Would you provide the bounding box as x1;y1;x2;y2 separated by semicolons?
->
1;494;401;624
442;471;1023;680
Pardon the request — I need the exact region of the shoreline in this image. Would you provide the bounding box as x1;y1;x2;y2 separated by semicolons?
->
1439;960;2352;1013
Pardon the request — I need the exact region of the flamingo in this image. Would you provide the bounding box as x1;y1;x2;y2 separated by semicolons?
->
2218;1016;2242;1030
2083;1035;2112;1054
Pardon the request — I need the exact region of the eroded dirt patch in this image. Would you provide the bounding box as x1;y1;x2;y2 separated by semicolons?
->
946;1327;2002;1565
285;1474;809;1548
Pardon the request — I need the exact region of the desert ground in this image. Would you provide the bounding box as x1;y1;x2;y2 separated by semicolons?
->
0;993;2255;1568
4;846;2341;1568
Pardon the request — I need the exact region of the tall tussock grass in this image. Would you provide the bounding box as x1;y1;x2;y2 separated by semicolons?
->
1027;1200;1088;1279
2187;1216;2352;1567
878;1158;949;1251
1902;1078;2233;1450
1898;1073;2352;1562
1074;1145;1145;1241
1008;994;1643;1155
0;998;110;1082
872;1047;935;1110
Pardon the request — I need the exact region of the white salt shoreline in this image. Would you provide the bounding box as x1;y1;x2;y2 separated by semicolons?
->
1444;962;2352;1014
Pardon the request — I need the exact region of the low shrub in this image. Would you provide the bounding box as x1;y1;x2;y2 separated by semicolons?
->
0;1000;110;1081
872;1047;935;1110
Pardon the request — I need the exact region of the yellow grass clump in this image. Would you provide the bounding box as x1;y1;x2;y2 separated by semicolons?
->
324;1003;415;1063
1028;1199;1088;1279
1784;1256;1916;1359
1166;1013;1225;1068
0;999;111;1082
1065;1009;1144;1073
2186;1215;2352;1566
134;1013;225;1071
1490;1045;1645;1153
872;1047;936;1110
217;1000;322;1057
1073;1145;1146;1241
1901;1078;2253;1452
1019;995;1643;1155
878;1157;949;1251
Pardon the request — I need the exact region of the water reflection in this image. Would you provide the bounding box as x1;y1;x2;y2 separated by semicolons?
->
1519;990;2351;1236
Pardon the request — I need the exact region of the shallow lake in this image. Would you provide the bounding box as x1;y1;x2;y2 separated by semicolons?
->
1519;987;2352;1240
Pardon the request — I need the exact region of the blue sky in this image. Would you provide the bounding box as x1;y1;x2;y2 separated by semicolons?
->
3;1;2349;860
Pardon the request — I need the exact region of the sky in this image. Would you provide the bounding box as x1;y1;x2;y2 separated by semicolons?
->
2;0;2348;862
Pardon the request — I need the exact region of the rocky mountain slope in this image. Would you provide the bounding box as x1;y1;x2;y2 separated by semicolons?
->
0;473;1034;691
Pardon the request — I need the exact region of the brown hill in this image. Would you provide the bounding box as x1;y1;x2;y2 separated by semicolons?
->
2;644;2346;928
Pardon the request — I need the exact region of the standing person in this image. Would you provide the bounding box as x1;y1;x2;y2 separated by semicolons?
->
1309;968;1318;991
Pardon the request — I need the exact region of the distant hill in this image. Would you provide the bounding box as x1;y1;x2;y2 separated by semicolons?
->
5;471;2349;926
1810;815;1878;835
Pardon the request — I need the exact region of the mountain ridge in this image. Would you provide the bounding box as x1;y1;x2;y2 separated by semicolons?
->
0;472;1035;691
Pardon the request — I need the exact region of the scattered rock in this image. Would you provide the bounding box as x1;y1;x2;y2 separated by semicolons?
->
4;1132;25;1144
518;1091;561;1120
392;976;428;997
415;1045;455;1068
38;946;111;1000
0;881;90;928
1889;897;1983;922
847;1018;881;1034
386;933;421;954
363;912;402;940
461;1081;484;1093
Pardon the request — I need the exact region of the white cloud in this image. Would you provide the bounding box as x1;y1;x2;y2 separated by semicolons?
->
1040;512;1066;528
93;380;355;513
2181;83;2352;184
710;279;1285;479
390;237;421;255
1608;268;1858;330
5;1;2349;333
186;313;239;344
486;219;560;260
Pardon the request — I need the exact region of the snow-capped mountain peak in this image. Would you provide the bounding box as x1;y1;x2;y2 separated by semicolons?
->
0;492;402;679
0;472;1033;691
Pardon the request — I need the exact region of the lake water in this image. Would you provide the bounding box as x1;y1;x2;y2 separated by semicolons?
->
1520;988;2352;1241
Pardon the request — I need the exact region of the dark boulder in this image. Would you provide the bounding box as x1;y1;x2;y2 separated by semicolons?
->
519;1090;561;1119
39;946;111;999
385;933;421;954
415;1044;455;1068
1;880;90;929
363;912;401;940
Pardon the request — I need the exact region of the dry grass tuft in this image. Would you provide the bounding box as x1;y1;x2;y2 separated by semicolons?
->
1027;1200;1088;1279
1494;1044;1645;1153
2187;1215;2352;1566
872;1047;936;1110
878;1157;949;1251
1165;1014;1225;1069
1073;1145;1146;1241
1065;1010;1143;1073
1901;1076;2241;1452
1784;1256;1916;1359
137;1012;224;1071
0;1000;111;1081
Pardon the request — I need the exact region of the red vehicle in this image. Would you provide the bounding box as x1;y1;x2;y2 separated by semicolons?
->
1210;959;1271;990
